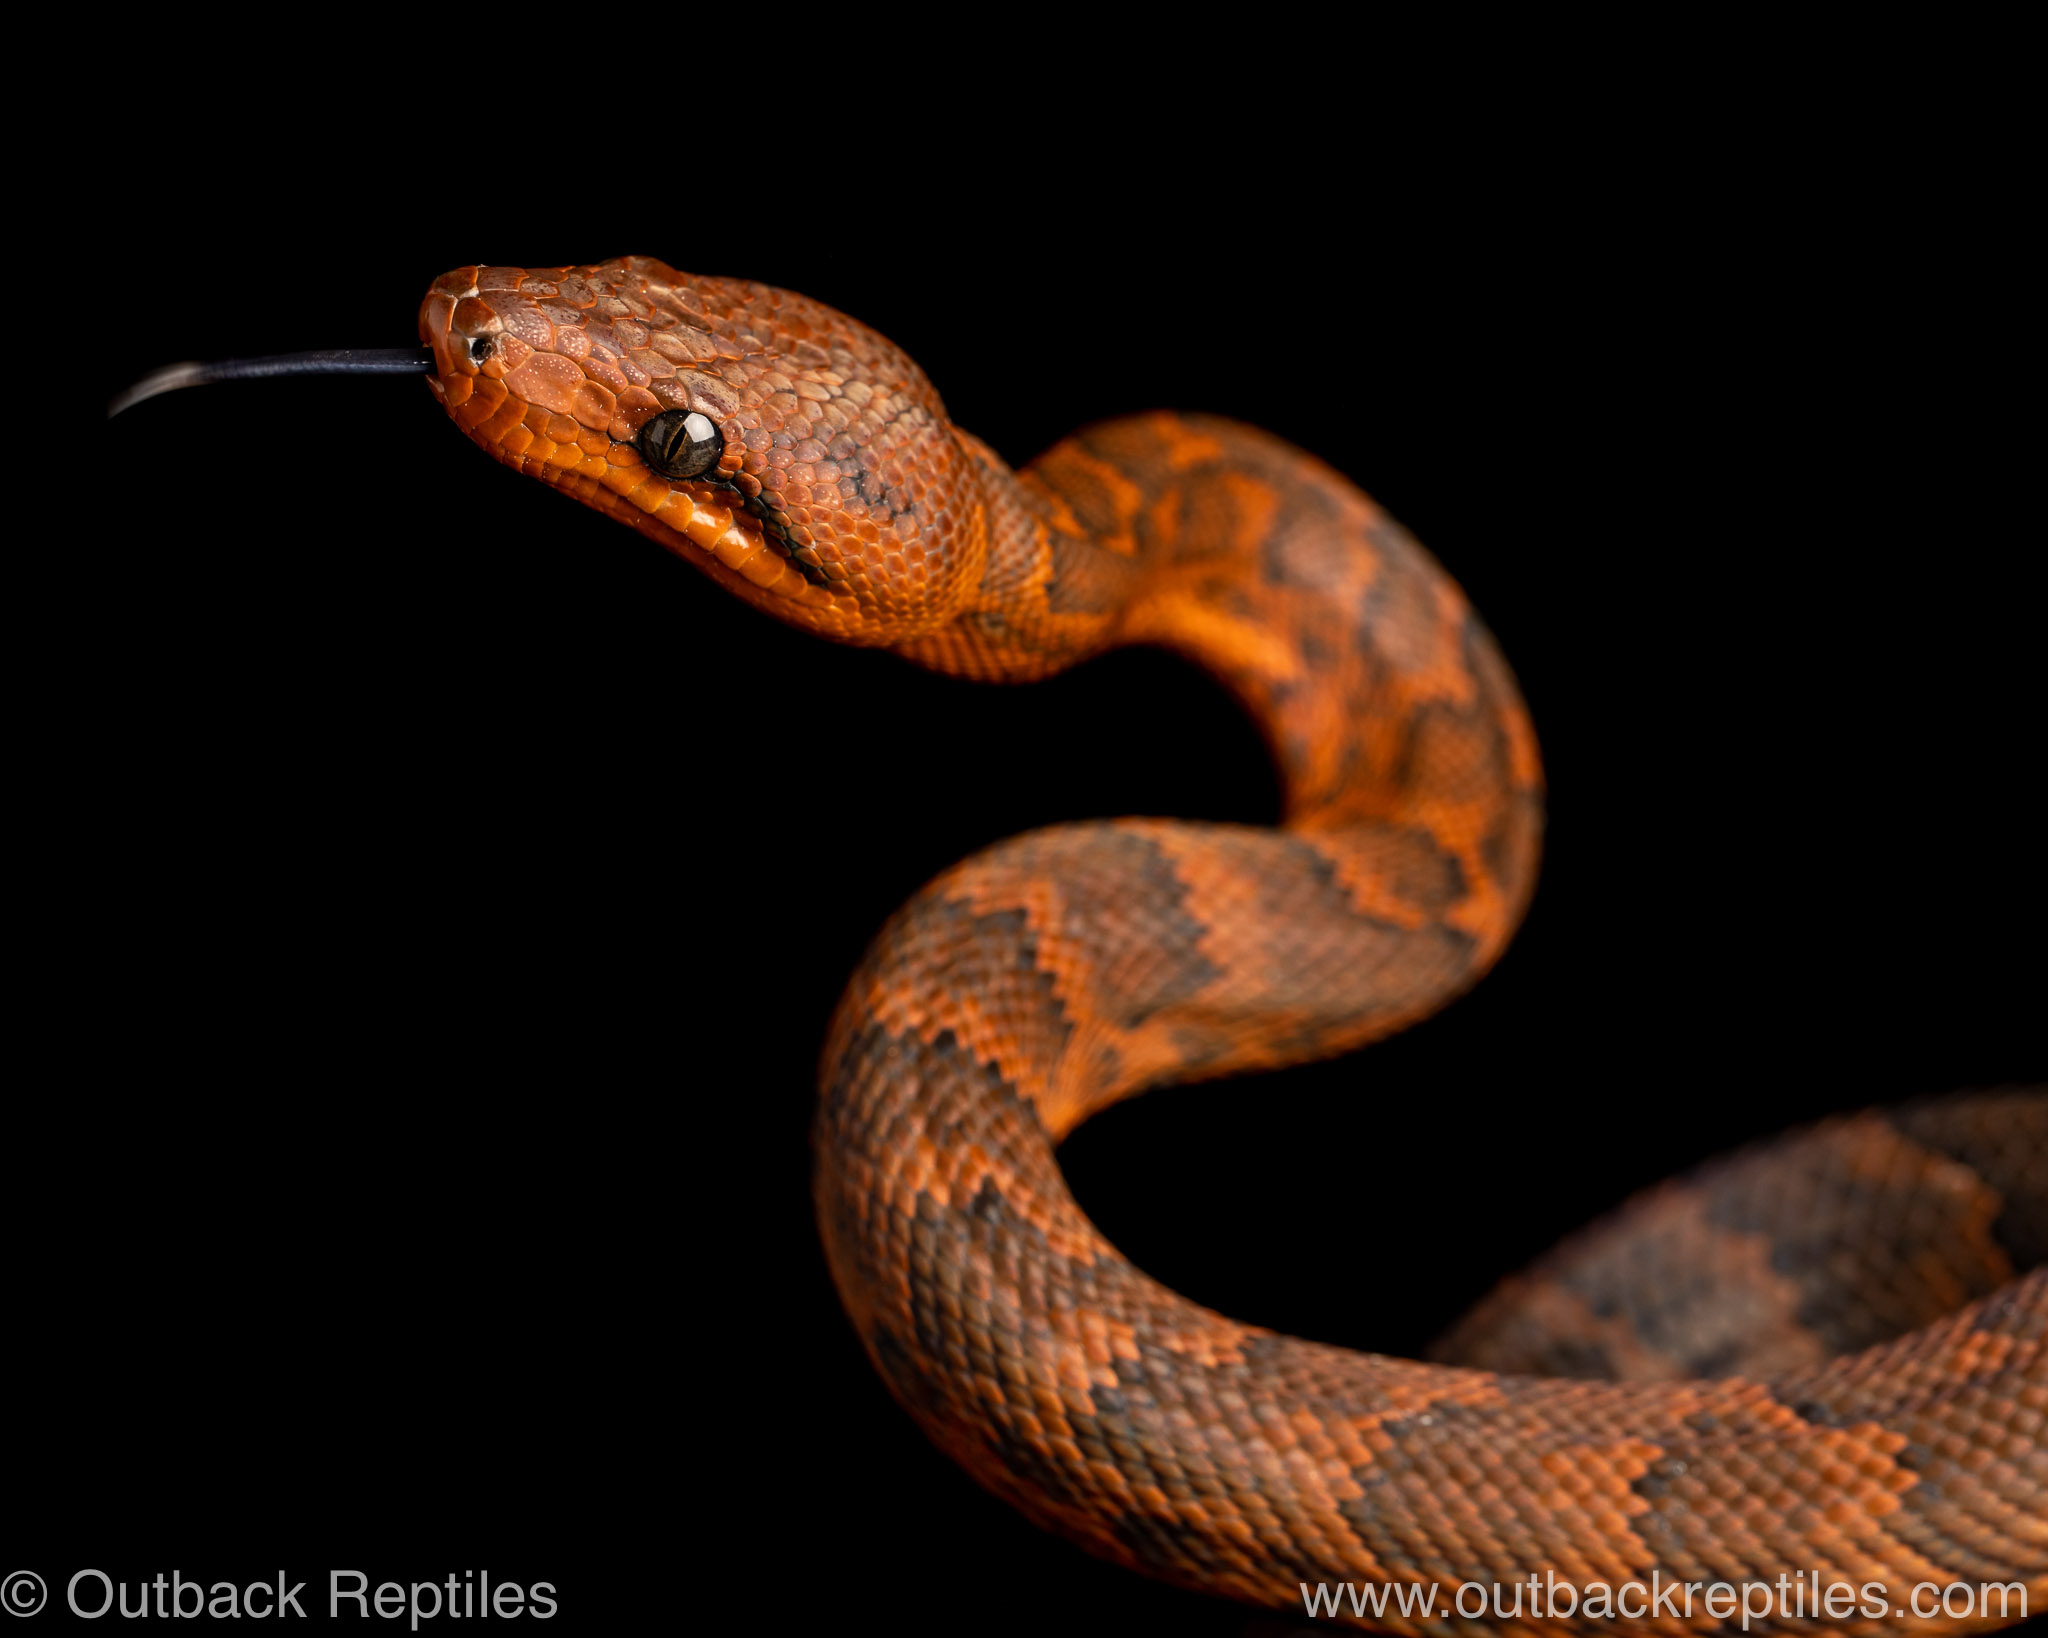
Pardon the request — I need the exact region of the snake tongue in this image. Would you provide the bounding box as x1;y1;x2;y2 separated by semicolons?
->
106;348;432;418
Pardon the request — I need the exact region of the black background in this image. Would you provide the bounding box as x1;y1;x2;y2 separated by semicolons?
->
23;62;2041;1633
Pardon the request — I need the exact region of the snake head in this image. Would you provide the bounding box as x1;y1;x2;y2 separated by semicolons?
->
418;257;992;644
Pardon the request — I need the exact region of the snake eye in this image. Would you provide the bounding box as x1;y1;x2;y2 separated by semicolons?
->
639;409;724;480
467;336;494;364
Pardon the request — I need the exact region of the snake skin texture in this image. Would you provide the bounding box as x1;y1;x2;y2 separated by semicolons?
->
418;259;2044;1634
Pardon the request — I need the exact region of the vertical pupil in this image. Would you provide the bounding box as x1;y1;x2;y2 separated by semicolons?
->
645;410;719;477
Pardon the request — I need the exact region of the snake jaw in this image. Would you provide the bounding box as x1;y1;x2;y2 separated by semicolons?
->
418;258;993;647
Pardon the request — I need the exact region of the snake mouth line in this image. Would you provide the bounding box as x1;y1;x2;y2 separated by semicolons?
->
637;452;838;589
504;443;850;615
652;483;849;612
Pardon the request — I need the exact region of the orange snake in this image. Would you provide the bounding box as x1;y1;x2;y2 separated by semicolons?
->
112;255;2046;1635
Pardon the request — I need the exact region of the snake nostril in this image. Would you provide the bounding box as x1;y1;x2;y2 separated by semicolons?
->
467;335;494;365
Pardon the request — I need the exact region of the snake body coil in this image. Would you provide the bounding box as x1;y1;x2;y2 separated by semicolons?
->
417;258;2044;1634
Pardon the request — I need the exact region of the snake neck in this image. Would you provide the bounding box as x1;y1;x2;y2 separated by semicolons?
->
899;410;1545;968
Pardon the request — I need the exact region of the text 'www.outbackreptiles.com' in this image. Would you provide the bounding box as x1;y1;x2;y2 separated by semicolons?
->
1301;1571;2027;1629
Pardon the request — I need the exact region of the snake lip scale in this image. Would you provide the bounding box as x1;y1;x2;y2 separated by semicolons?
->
113;256;2045;1635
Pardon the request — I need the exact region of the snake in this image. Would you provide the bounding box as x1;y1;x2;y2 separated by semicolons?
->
131;256;2043;1634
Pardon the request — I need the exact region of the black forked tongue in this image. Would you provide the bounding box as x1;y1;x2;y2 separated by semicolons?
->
106;349;433;419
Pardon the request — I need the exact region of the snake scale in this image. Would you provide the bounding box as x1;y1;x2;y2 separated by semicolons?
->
412;258;2043;1634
